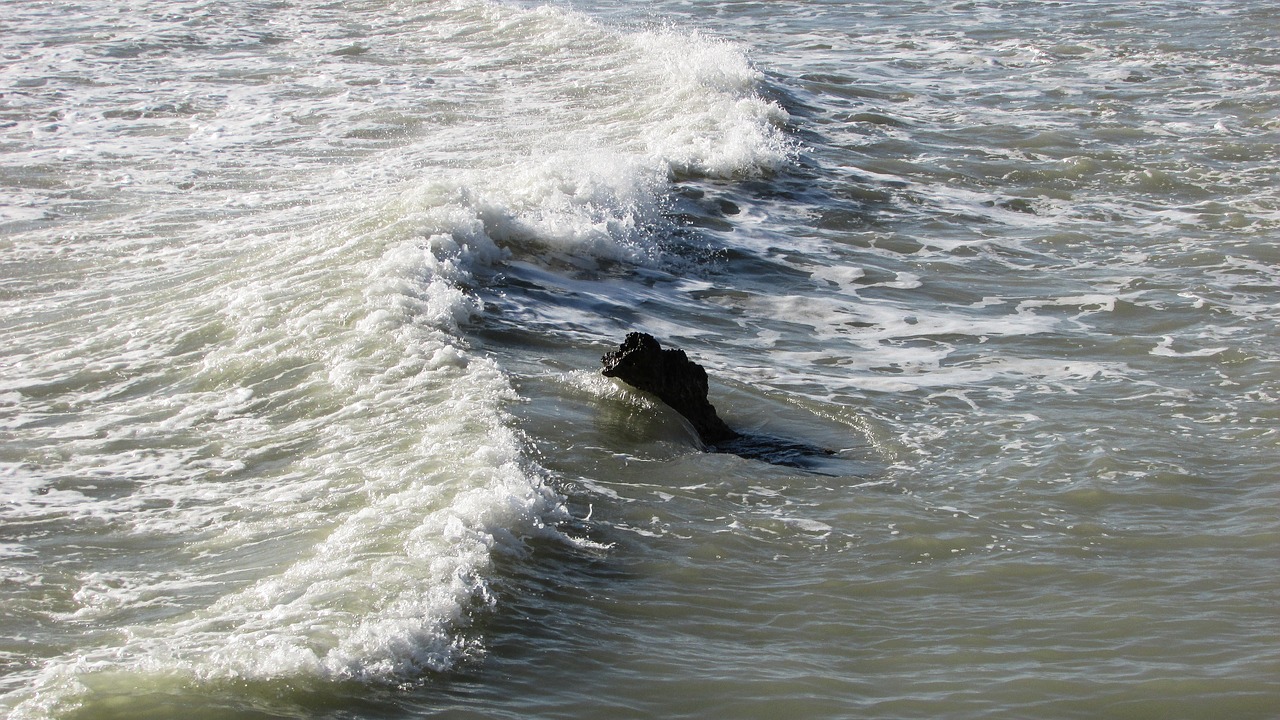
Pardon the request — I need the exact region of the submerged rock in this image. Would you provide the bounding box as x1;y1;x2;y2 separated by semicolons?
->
601;333;835;468
601;332;738;445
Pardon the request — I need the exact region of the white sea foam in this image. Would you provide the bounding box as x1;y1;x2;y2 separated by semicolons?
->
5;219;569;713
0;0;805;713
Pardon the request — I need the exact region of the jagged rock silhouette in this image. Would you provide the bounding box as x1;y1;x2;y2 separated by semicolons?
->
601;333;834;468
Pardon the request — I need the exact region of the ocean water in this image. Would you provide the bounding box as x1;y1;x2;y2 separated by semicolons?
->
2;0;1278;717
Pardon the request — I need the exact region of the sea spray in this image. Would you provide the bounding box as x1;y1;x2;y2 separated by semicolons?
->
6;209;572;718
1;0;801;715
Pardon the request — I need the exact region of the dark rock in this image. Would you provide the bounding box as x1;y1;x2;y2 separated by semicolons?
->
601;332;738;445
601;333;838;470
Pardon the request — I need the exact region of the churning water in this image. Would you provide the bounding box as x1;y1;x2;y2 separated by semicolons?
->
2;0;1278;718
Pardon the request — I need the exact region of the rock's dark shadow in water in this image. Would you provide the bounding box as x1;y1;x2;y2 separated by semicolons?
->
708;432;836;470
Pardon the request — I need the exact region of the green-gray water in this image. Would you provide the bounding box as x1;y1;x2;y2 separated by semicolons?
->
3;1;1277;717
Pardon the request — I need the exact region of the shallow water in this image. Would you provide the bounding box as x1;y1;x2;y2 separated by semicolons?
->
2;0;1278;718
